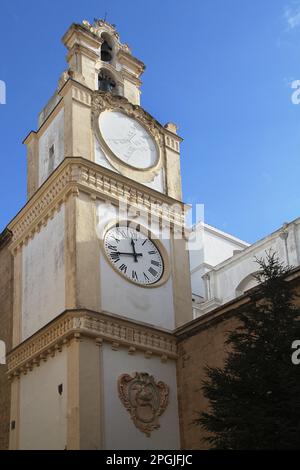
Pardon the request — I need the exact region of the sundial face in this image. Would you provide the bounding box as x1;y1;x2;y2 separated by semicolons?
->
98;110;158;169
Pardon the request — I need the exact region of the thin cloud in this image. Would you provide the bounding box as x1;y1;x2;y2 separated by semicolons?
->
284;2;300;30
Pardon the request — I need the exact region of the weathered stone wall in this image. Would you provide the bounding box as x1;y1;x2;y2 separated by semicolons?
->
0;230;13;450
177;310;239;449
176;272;300;449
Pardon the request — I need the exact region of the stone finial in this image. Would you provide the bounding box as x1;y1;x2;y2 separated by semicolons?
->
164;122;178;134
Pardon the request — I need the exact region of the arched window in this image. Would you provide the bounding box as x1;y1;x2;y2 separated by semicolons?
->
101;40;113;62
101;33;113;63
98;70;116;93
235;272;258;297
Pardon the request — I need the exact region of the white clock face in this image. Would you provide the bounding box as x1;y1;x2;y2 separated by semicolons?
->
104;225;164;286
99;111;158;169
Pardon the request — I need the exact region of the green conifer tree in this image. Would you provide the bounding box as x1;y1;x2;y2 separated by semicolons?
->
195;252;300;449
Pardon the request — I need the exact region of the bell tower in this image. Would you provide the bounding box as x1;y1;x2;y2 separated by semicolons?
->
63;19;145;104
7;19;192;450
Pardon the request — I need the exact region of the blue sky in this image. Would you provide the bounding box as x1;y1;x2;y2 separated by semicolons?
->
1;0;300;243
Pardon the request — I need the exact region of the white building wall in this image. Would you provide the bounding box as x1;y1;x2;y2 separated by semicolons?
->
22;206;65;340
102;344;180;450
19;349;67;450
203;229;247;266
39;109;64;185
193;218;300;317
189;223;249;298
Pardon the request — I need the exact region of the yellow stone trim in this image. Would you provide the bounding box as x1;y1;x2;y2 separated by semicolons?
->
62;23;101;51
7;310;178;378
165;134;180;154
121;69;142;87
8;158;187;251
92;91;164;182
71;85;92;107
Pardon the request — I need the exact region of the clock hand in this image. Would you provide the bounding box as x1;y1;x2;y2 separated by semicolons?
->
116;252;143;257
131;239;139;263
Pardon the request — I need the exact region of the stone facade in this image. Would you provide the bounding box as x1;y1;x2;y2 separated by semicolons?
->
0;229;13;450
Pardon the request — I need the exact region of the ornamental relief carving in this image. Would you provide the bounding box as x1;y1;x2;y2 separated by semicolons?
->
118;372;169;437
92;92;164;144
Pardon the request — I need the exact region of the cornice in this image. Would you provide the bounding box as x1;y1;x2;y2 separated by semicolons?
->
62;23;102;50
121;69;142;87
176;265;300;340
7;309;177;379
8;157;187;252
117;49;145;75
67;42;100;63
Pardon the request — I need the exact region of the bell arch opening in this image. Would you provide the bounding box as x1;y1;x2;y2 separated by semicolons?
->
101;33;114;63
98;70;117;93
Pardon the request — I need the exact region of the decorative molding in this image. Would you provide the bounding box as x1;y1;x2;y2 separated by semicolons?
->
8;157;187;251
82;19;121;42
67;42;100;63
95;63;123;87
121;69;142;87
91;91;165;183
165;134;180;154
81;19;136;58
71;86;92;106
92;91;164;147
118;372;169;437
7;310;178;379
117;50;145;76
62;23;101;51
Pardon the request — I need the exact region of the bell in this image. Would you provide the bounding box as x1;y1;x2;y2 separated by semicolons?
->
98;73;116;93
101;41;112;62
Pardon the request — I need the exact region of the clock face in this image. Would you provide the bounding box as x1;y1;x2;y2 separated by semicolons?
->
98;111;158;169
104;225;164;286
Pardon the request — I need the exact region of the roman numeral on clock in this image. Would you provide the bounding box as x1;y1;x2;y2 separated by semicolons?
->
148;267;157;277
151;260;160;267
118;229;127;238
107;244;117;251
110;252;120;262
148;251;156;255
110;235;120;243
119;264;127;274
132;270;138;281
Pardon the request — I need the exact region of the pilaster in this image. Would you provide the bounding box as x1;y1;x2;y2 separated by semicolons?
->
60;80;93;161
